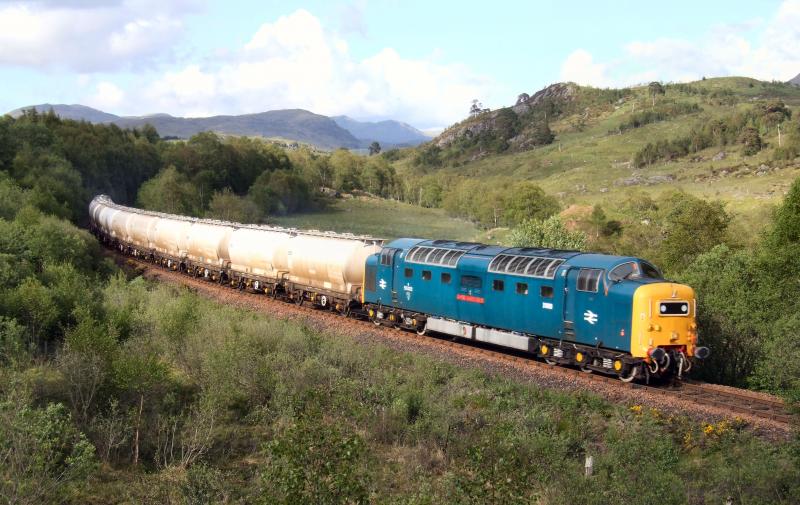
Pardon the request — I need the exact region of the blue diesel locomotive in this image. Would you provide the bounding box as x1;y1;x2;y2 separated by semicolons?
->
363;239;709;381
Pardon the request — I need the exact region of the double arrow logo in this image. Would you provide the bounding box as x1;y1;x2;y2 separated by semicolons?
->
583;310;598;325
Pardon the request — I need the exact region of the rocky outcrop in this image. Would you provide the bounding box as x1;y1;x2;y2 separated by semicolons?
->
511;82;578;115
434;83;577;150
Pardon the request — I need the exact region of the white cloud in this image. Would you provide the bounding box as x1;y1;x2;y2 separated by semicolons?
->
558;0;800;87
86;81;125;110
0;0;200;72
140;9;493;127
560;49;610;87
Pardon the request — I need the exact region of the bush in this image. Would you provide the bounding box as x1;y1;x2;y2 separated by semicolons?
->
509;216;587;250
261;415;369;505
0;394;96;504
206;188;262;223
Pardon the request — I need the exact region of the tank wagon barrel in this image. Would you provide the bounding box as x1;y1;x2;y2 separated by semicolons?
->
89;195;383;309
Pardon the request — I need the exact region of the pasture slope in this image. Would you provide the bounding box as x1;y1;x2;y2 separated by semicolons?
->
395;77;800;237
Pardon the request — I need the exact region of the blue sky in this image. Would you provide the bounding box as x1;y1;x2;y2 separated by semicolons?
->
1;0;798;130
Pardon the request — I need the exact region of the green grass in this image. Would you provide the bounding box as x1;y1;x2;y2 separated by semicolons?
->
270;196;483;241
397;77;800;238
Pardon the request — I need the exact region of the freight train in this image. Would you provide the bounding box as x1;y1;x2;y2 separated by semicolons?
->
90;195;709;382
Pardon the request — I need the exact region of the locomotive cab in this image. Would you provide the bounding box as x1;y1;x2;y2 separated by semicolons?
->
608;260;710;377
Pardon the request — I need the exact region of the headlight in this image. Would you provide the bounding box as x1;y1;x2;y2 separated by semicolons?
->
659;301;689;315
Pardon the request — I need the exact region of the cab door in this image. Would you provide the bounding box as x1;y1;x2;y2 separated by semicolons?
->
562;268;605;345
375;248;399;306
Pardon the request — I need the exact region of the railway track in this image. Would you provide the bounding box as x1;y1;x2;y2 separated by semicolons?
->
418;334;794;425
117;253;796;429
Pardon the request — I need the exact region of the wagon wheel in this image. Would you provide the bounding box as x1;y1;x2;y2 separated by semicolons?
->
295;291;304;306
416;323;427;336
619;364;638;383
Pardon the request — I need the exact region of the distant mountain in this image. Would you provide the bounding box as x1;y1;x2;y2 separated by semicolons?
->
332;116;430;146
6;105;363;150
789;73;800;86
113;109;360;149
8;103;120;123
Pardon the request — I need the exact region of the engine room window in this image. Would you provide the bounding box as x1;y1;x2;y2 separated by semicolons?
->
577;269;602;292
493;279;504;291
540;285;553;298
422;270;432;281
461;275;482;289
516;282;528;295
404;268;413;278
441;272;451;284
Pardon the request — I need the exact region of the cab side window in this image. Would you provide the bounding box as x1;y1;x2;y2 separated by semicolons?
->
577;268;603;292
380;248;396;266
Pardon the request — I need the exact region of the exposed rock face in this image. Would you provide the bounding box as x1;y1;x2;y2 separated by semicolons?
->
511;82;577;115
788;73;800;86
434;82;577;150
615;173;676;186
435;112;496;148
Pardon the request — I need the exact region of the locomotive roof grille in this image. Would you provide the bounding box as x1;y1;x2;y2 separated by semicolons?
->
489;254;565;279
406;246;466;268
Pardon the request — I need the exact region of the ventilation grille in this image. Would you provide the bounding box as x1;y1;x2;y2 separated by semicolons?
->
488;254;564;279
405;246;466;268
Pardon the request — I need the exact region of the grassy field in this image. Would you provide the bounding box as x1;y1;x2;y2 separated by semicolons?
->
270;196;485;241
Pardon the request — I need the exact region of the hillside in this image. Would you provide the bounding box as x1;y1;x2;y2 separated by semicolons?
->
397;77;800;235
7;104;430;150
789;73;800;86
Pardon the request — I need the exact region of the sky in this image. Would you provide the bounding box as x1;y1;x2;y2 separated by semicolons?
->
1;0;799;131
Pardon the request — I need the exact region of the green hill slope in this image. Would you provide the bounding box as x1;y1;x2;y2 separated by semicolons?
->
396;77;800;235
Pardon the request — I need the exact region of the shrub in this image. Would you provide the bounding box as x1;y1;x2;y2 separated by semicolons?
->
509;216;587;250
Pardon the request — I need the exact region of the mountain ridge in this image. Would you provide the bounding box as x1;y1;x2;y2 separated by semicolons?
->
332;115;429;146
7;104;429;149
